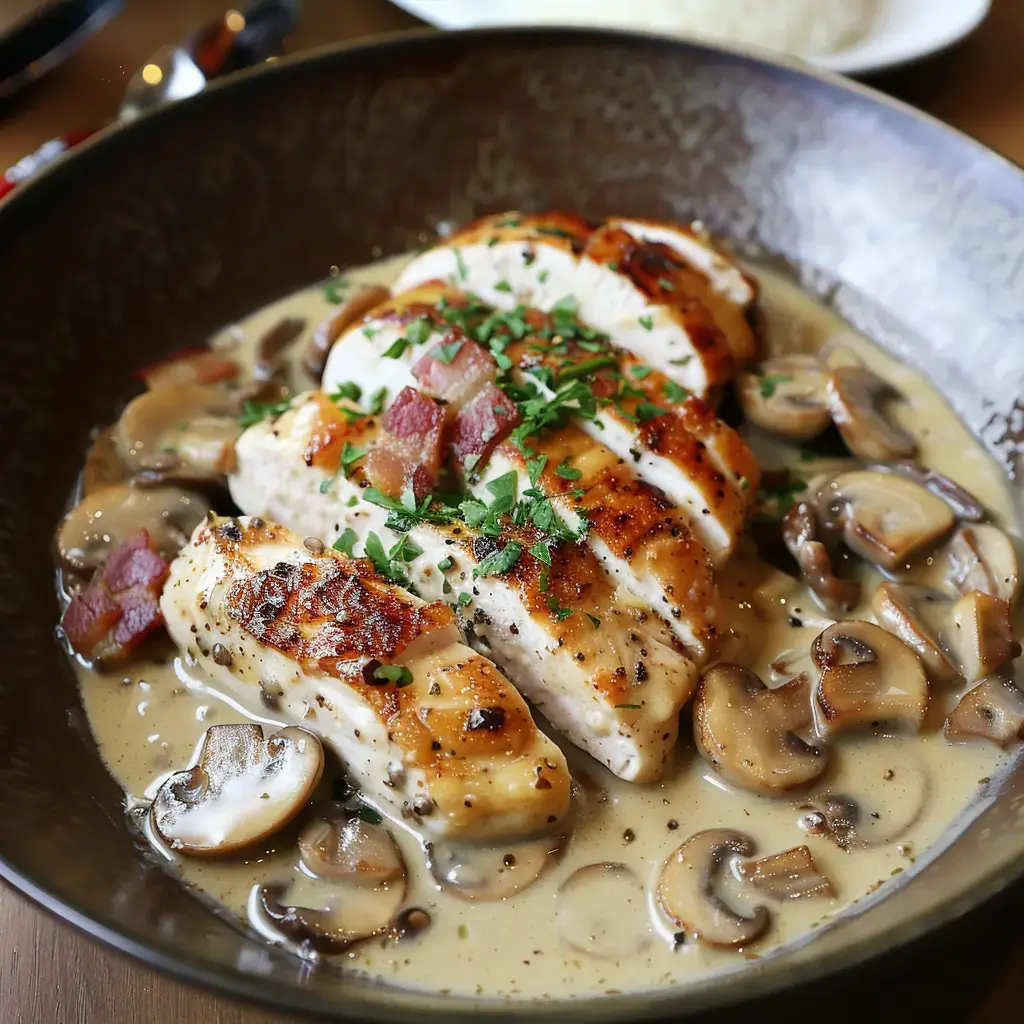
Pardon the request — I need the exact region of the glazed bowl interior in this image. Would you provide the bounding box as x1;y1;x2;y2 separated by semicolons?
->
0;27;1022;1023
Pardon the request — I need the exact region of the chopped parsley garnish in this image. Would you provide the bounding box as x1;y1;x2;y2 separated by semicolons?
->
436;556;454;572
373;664;414;687
556;354;618;383
584;612;601;628
362;326;380;340
364;487;460;533
494;279;513;293
405;317;433;346
526;454;548;485
328;381;362;403
554;458;581;480
663;380;691;403
615;703;641;710
474;540;522;578
432;340;464;365
367;386;388;416
757;373;793;399
457;592;473;607
546;595;573;621
339;407;367;424
381;337;410;360
538;270;550;284
536;226;576;240
340;441;366;477
638;315;654;331
529;540;552;566
239;397;292;429
657;277;676;291
453;247;469;281
364;531;405;584
636;402;668;422
346;495;360;507
332;528;358;557
631;365;653;379
323;278;347;304
487;235;500;248
670;355;693;367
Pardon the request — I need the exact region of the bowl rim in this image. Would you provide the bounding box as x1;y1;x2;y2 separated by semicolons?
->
1;23;1023;1022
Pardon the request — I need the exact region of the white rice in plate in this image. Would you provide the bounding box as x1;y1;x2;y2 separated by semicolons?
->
532;0;879;57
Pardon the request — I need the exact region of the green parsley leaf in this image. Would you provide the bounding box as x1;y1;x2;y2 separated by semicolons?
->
554;458;582;480
340;441;366;478
637;315;654;331
537;226;576;241
663;380;691;403
657;277;676;291
351;806;382;824
373;664;414;687
457;592;473;607
346;495;360;507
364;531;407;584
362;326;380;340
551;295;579;316
546;595;573;621
556;354;618;383
494;280;513;293
339;407;366;424
432;340;464;365
474;540;522;578
239;398;292;429
389;533;424;563
487;235;500;248
670;354;693;367
332;528;358;557
453;247;469;281
631;365;653;379
615;703;641;710
757;373;793;399
485;471;519;514
584;612;601;628
538;569;549;594
538;269;550;284
367;386;388;416
381;337;410;360
527;454;549;486
528;540;552;566
436;556;454;572
637;402;668;422
323;278;347;304
405;318;432;346
328;381;362;403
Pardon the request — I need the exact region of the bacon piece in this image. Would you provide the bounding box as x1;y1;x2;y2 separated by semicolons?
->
60;529;170;664
365;387;448;500
412;335;496;408
140;349;240;390
452;382;521;469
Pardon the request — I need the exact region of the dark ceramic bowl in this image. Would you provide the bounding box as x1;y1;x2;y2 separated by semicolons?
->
0;26;1022;1024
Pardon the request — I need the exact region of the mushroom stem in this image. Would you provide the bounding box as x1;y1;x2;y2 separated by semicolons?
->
782;503;860;615
737;845;836;900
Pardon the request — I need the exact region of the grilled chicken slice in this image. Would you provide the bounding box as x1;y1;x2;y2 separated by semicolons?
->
392;212;757;396
229;397;700;781
161;515;570;839
471;432;720;656
320;289;758;560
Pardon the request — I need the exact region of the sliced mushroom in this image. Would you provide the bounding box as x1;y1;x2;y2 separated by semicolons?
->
889;461;985;522
737;845;836;900
82;427;128;497
736;355;831;440
946;591;1020;684
782;503;860;615
303;284;390;379
254;316;306;381
871;581;959;685
557;863;651;958
298;815;404;884
947;524;1021;604
818;470;954;570
826;365;916;461
694;665;827;794
255;874;405;954
57;482;211;571
427;833;566;902
945;675;1024;748
150;724;324;857
657;830;770;948
116;384;242;483
798;738;929;848
813;620;928;733
140;349;241;390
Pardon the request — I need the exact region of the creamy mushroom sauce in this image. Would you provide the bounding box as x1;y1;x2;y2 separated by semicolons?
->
69;254;1018;999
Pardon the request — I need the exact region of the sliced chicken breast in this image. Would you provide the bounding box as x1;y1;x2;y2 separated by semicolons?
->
392;212;756;396
161;515;571;840
229;397;700;781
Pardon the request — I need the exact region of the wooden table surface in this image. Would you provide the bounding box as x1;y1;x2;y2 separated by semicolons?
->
2;1;1023;1021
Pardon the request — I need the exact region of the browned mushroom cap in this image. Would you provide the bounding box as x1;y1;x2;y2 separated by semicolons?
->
658;830;770;948
256;873;406;953
826;365;916;461
737;845;836;900
427;833;566;902
737;356;831;440
298;816;404;884
254;317;306;381
150;724;324;857
889;461;985;522
871;582;959;685
947;524;1021;604
813;621;928;733
82;427;128;497
557;863;651;958
818;470;954;570
694;665;827;794
945;675;1024;747
946;591;1020;684
57;482;211;571
115;384;242;482
782;503;860;615
303;284;391;379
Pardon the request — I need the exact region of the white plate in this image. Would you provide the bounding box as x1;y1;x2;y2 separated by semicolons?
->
389;0;991;76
